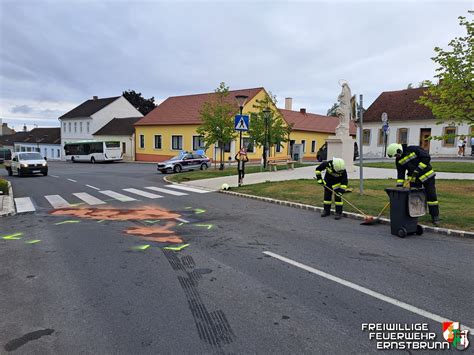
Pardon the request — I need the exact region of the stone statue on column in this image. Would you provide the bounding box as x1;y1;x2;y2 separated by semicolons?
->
335;81;352;137
325;80;356;171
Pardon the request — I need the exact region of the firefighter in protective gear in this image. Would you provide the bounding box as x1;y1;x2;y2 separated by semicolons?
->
386;143;440;226
315;157;348;220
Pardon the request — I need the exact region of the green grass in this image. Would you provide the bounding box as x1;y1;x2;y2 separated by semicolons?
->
0;178;8;196
361;161;474;173
234;179;474;232
167;163;309;183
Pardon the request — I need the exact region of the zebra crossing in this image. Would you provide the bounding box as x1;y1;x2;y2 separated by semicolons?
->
14;184;211;213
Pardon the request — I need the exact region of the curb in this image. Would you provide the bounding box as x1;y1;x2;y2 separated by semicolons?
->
163;175;217;192
0;182;16;217
219;190;474;239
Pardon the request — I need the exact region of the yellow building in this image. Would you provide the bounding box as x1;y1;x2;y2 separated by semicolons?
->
134;88;355;162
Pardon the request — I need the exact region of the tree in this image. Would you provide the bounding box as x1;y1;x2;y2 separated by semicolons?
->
407;83;414;89
417;12;474;128
123;90;157;115
327;102;339;116
248;93;292;168
197;82;237;170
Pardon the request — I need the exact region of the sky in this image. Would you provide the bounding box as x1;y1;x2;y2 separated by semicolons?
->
0;0;471;130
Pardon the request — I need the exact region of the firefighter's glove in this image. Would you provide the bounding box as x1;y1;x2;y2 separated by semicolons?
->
335;188;345;195
317;179;324;185
412;170;421;179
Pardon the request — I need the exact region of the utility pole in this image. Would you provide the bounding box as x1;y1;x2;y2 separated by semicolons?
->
359;94;364;195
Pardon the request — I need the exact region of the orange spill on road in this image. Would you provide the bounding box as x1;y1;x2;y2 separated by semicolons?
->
51;206;184;244
50;206;181;221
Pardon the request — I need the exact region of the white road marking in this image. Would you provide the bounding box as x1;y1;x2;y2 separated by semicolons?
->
263;251;474;333
175;217;190;223
145;186;188;196
45;194;72;209
73;192;106;205
123;188;162;199
67;178;77;182
86;184;100;190
14;197;36;213
50;175;59;178
99;190;137;202
167;184;210;193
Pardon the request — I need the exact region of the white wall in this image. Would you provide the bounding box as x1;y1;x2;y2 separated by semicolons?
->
13;143;62;160
92;134;135;161
356;120;472;158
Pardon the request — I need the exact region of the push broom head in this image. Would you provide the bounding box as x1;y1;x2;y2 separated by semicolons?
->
360;216;376;225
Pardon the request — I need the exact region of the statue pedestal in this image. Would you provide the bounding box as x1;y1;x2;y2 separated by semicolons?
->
326;136;355;172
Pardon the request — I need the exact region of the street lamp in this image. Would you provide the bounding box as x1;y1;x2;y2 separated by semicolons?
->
262;107;272;169
235;95;248;151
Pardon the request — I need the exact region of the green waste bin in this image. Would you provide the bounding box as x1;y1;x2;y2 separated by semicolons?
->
385;188;425;238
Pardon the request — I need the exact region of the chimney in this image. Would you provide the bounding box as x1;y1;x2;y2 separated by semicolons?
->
93;96;98;100
300;108;306;114
285;97;292;110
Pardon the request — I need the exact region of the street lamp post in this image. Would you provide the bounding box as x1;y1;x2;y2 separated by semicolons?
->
262;108;271;169
235;95;248;151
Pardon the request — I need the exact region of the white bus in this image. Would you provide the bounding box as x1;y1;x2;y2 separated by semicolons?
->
64;141;123;163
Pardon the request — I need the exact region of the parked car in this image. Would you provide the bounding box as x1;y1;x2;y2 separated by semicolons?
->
157;151;210;174
0;148;12;164
4;152;48;176
316;142;359;162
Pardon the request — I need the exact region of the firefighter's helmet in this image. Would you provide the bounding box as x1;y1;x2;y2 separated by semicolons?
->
387;143;403;158
332;158;345;172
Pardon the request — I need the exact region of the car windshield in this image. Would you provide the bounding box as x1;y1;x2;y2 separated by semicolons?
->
19;153;43;160
169;154;184;161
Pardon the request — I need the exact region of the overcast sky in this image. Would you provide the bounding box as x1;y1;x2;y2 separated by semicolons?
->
0;0;471;130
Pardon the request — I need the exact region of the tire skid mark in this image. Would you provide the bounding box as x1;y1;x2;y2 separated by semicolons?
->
163;250;235;350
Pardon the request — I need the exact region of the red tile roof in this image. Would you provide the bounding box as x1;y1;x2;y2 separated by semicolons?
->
364;87;434;122
135;88;264;126
280;109;356;135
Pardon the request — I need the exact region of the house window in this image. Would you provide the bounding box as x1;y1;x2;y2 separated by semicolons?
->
275;142;282;153
362;129;371;145
63;122;66;132
224;142;231;152
311;140;316;153
242;138;254;153
398;128;408;144
87;122;90;133
172;135;183;150
57;149;60;158
192;136;205;151
139;134;145;149
301;140;306;153
154;135;162;149
68;122;71;132
80;122;83;133
443;127;456;146
378;129;385;146
74;122;77;133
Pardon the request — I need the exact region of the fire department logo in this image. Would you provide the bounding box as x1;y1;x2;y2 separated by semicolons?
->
443;322;470;350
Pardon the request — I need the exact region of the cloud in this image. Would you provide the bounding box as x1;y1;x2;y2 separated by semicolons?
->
11;104;33;114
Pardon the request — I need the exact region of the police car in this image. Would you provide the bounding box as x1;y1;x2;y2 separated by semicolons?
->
157;151;210;174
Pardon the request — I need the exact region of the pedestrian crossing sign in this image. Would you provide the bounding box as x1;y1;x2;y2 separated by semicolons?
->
235;115;249;131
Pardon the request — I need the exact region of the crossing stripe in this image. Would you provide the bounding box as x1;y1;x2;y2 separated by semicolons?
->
14;197;36;213
73;192;106;205
123;188;162;199
145;186;188;196
99;190;137;202
45;195;71;209
167;185;210;193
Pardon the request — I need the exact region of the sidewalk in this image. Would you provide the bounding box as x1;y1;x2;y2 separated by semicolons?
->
177;165;474;191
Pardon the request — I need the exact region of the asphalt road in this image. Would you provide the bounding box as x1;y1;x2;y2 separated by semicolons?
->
1;161;473;353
